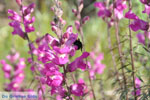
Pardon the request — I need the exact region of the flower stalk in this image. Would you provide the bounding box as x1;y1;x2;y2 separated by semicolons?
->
74;1;96;100
113;0;128;99
127;0;137;100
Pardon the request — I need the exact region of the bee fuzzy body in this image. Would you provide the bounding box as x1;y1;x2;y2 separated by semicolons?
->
73;39;83;51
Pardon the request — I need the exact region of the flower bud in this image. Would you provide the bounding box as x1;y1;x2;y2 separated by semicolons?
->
75;20;80;31
16;0;22;6
82;16;90;24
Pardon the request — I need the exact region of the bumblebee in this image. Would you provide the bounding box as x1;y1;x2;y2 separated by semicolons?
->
73;39;83;51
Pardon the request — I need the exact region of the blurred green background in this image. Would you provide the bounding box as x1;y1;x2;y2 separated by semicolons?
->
0;0;148;99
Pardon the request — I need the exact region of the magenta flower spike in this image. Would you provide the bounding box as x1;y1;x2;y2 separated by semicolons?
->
8;2;35;38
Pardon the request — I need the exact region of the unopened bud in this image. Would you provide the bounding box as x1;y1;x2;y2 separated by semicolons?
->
82;16;90;24
52;26;57;32
75;21;80;31
16;0;22;6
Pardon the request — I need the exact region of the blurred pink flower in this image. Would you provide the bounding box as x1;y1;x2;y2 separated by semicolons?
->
51;86;66;97
114;0;127;19
89;53;105;79
82;16;90;24
125;10;138;20
6;52;20;63
140;0;150;6
136;33;145;45
70;79;86;96
67;52;89;72
142;5;150;15
75;20;80;31
0;60;12;78
8;9;21;22
132;77;141;96
129;19;149;31
8;3;35;38
9;21;25;38
94;2;112;18
46;70;63;87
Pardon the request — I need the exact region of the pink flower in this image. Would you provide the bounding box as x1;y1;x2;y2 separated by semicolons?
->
0;60;12;78
52;53;69;65
136;33;145;45
38;85;46;100
0;60;12;72
1;52;26;91
6;82;20;91
67;52;89;72
94;2;112;18
75;20;80;31
129;19;149;31
70;79;86;96
89;53;105;79
95;63;105;74
144;31;150;40
8;3;35;38
65;33;78;46
51;86;66;97
23;3;35;16
36;27;78;65
135;77;141;86
132;77;141;96
46;68;63;87
114;0;127;19
15;58;26;73
56;95;63;100
16;0;22;6
142;5;150;15
23;3;35;33
9;21;25;38
94;53;105;74
37;49;54;63
82;16;90;24
94;2;105;9
42;63;59;75
13;71;25;84
8;9;21;22
125;10;138;20
140;0;150;6
6;52;20;63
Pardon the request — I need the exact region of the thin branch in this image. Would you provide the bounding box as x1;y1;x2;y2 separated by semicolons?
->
20;4;45;100
75;1;96;100
106;19;122;87
128;0;137;100
113;0;128;99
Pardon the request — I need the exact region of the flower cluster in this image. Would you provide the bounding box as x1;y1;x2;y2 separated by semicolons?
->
94;0;145;99
33;25;89;98
94;0;127;20
8;0;35;39
132;77;141;96
89;52;105;79
0;51;26;91
125;3;150;45
5;0;108;99
135;77;141;96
